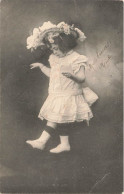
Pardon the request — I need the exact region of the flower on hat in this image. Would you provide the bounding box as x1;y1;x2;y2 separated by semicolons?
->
39;21;57;32
27;28;44;50
27;21;57;50
75;28;86;41
33;28;40;36
57;22;71;35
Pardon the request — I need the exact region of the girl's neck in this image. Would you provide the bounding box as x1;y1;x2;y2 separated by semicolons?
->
54;50;73;58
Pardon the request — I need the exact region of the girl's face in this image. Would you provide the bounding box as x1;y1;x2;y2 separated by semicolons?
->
50;44;65;57
47;32;66;57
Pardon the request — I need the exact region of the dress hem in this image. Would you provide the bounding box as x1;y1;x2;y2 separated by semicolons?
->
38;114;93;124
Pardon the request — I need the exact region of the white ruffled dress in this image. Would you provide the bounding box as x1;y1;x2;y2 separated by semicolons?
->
38;50;93;123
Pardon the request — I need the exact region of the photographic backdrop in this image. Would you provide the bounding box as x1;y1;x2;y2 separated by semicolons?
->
1;0;123;193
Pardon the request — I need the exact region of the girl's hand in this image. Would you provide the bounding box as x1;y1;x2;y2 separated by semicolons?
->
62;66;85;83
62;72;73;79
30;63;44;69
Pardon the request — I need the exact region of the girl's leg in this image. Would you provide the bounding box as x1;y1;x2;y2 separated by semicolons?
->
26;121;57;150
50;124;70;153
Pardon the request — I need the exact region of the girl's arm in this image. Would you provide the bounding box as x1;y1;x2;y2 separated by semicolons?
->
30;63;51;77
62;65;85;83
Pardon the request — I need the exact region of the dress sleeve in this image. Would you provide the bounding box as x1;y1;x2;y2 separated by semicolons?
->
71;54;88;74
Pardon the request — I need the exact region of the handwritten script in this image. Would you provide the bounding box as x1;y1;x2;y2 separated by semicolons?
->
87;41;115;71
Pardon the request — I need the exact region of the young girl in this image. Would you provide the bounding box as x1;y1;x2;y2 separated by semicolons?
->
26;21;98;153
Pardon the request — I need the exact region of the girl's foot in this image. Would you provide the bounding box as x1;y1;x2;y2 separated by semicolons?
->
26;130;50;150
50;144;70;153
26;140;46;150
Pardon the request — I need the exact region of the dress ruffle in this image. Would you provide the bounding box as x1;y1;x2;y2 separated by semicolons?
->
38;94;93;123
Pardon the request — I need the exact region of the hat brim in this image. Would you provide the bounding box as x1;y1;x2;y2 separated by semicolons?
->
39;27;60;41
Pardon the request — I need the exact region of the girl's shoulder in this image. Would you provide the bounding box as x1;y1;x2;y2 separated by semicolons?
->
69;51;88;74
69;51;88;64
48;54;56;64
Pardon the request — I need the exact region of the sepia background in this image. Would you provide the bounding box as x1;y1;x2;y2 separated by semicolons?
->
1;0;123;193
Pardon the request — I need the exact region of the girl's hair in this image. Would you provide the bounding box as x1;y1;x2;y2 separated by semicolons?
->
43;32;79;53
32;45;51;62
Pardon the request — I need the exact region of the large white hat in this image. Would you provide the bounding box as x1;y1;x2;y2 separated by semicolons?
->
27;21;86;50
